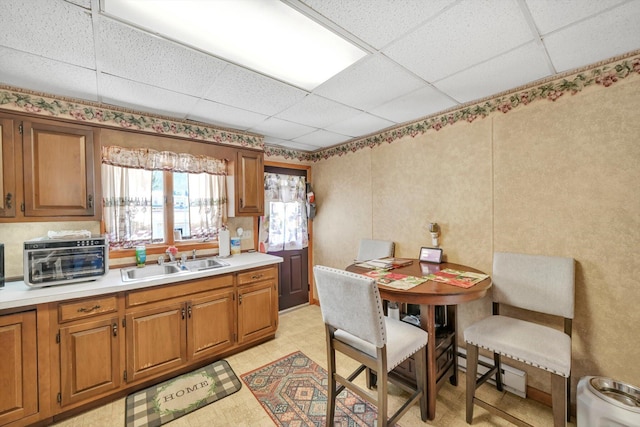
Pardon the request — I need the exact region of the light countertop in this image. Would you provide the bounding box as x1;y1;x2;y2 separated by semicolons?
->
0;252;283;311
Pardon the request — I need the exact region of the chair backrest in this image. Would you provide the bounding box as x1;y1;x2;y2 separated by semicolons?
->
313;265;386;348
492;252;575;319
356;239;395;262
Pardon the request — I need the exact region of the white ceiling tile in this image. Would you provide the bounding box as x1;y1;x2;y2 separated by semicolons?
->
384;0;534;82
435;42;552;104
293;129;353;148
525;0;627;35
67;0;92;9
188;99;268;131
265;136;326;152
248;117;316;140
298;0;454;49
314;54;425;110
0;0;95;68
96;17;228;98
205;65;307;116
0;47;98;101
369;85;458;123
325;112;395;137
543;2;640;72
275;94;362;128
98;74;199;118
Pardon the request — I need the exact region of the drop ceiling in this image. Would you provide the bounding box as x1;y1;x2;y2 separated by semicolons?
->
1;0;639;153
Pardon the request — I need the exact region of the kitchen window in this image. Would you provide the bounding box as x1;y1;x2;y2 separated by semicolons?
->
101;146;228;250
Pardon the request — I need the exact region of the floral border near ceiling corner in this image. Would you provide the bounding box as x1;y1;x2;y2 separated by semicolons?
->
266;53;640;163
0;87;264;150
1;52;638;160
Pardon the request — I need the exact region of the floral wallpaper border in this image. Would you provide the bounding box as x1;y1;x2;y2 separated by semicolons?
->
0;86;264;150
1;51;638;160
265;50;640;162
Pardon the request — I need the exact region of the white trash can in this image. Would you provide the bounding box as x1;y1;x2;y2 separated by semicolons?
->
577;376;640;426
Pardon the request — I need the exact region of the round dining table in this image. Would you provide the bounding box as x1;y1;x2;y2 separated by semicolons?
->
346;260;492;420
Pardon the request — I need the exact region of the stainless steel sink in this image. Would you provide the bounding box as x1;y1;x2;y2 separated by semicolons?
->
120;257;229;282
184;258;229;271
121;264;184;282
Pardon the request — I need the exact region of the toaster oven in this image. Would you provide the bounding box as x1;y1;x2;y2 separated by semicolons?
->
24;236;109;287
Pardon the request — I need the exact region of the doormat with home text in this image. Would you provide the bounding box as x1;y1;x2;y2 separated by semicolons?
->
125;360;241;427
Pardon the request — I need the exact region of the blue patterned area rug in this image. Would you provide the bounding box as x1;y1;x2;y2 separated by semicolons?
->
125;360;241;427
242;351;380;426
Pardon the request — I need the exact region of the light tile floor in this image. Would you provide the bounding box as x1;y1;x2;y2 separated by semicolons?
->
52;304;576;426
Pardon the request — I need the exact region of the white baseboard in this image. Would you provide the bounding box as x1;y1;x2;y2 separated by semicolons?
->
458;348;527;398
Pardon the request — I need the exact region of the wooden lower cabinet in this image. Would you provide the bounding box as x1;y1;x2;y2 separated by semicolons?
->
0;311;38;426
59;317;121;406
188;288;235;361
53;295;122;411
124;276;237;383
125;302;187;383
237;266;278;343
3;264;279;425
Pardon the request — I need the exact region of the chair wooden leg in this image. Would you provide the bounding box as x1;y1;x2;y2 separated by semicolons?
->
415;346;428;421
377;350;388;427
466;344;479;424
325;329;337;426
566;376;571;422
494;353;503;392
551;373;567;427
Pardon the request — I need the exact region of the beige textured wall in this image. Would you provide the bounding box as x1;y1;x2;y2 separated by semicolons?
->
310;76;640;396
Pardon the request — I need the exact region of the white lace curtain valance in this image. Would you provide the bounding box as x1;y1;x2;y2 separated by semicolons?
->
101;145;227;175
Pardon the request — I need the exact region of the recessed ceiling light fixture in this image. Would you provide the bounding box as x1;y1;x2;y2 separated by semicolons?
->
101;0;367;90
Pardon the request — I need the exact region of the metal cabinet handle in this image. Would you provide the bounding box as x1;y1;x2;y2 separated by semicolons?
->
251;274;263;280
112;323;117;337
5;192;12;209
78;304;101;313
88;194;93;208
238;294;243;305
188;305;192;318
181;307;186;319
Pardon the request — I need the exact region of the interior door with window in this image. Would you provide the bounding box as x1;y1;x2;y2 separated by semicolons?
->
260;166;309;311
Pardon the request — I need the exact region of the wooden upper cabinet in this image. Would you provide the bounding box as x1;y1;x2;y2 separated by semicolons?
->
22;119;96;217
0;116;17;218
235;150;264;215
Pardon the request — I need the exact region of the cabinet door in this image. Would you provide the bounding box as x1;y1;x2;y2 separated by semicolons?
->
187;289;235;361
235;150;263;215
125;303;186;383
0;311;38;425
237;281;277;343
22;119;96;217
59;317;120;406
0;115;17;218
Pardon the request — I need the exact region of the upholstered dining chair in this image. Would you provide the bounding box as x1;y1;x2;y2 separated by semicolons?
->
464;252;575;427
313;265;428;426
356;238;395;262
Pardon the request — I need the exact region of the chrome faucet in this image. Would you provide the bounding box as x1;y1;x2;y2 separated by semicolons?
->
192;249;197;260
158;255;165;265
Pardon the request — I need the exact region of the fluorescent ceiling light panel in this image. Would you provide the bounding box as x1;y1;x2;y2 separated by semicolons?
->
102;0;367;90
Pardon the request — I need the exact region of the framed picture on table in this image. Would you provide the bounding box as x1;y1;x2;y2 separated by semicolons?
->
419;247;443;264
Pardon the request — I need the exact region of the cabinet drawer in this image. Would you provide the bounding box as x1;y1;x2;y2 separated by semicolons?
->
126;274;233;308
58;296;118;323
237;266;276;286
